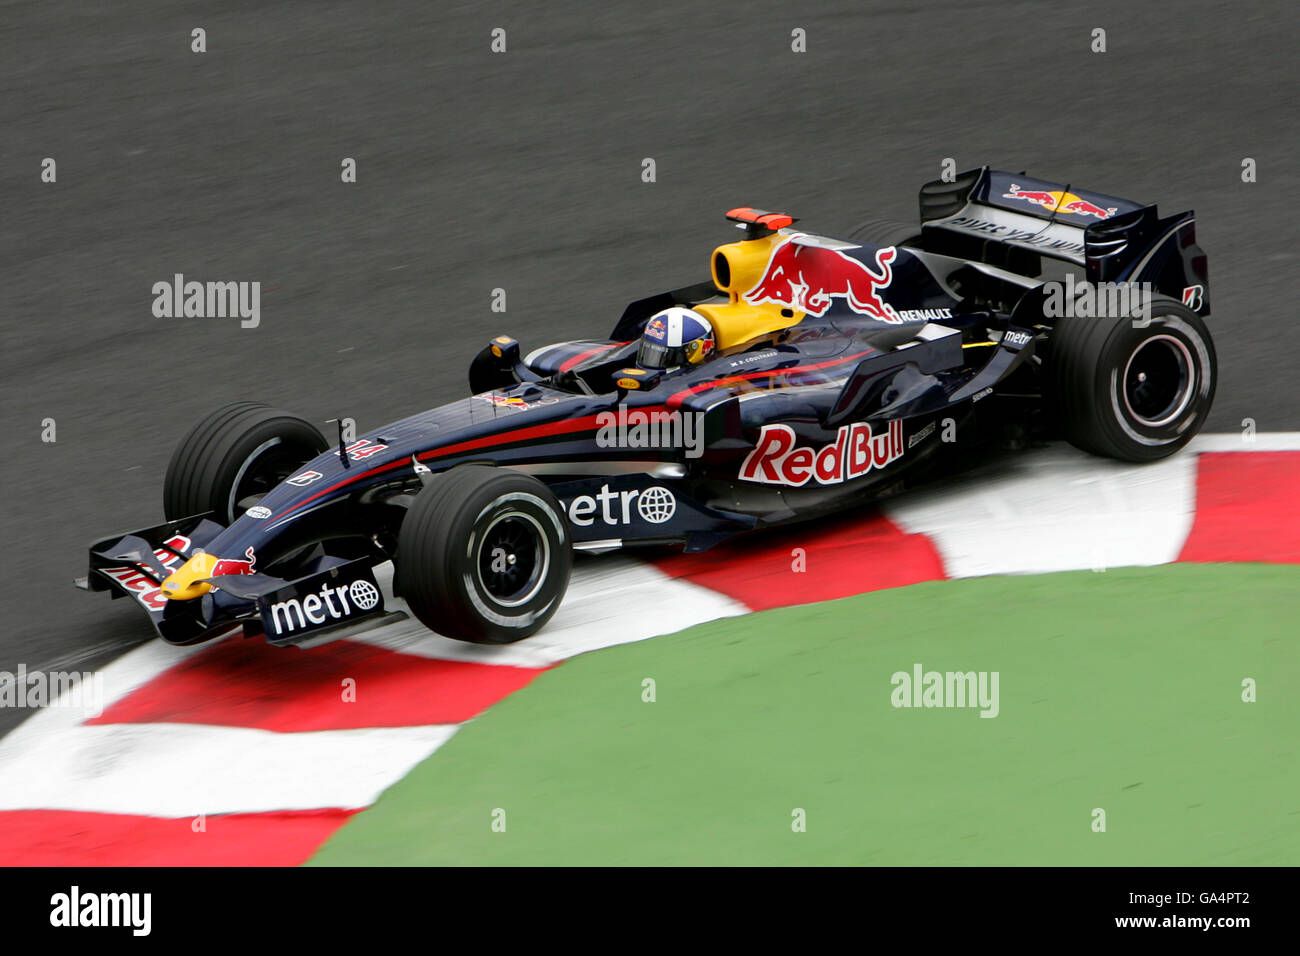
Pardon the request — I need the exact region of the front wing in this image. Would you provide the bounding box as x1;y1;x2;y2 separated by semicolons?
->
78;515;402;645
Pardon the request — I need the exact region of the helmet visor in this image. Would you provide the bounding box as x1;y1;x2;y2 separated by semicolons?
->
637;339;686;370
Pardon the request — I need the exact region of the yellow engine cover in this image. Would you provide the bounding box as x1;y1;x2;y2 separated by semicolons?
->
701;233;805;351
694;301;803;352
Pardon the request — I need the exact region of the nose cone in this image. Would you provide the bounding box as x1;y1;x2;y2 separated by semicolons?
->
160;552;218;601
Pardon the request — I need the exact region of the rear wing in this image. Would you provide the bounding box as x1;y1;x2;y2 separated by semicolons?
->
917;166;1209;314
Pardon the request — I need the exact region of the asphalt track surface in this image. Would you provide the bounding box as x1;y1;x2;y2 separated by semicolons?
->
2;0;1297;734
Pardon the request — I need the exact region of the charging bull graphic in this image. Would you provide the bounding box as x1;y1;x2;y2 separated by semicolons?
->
744;238;901;322
1003;184;1116;220
478;393;559;411
210;546;257;576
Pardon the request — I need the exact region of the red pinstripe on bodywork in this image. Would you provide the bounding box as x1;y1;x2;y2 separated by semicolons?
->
270;412;618;524
666;348;873;408
271;349;873;524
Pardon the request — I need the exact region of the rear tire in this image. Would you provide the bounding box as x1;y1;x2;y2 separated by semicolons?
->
395;466;572;644
163;402;328;523
1047;296;1216;462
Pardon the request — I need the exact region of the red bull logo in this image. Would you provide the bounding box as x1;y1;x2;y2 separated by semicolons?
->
1003;184;1116;219
743;238;901;322
210;546;257;577
739;420;904;487
480;394;532;410
477;393;558;411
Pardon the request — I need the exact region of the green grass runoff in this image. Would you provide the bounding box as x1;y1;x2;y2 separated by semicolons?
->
310;563;1300;866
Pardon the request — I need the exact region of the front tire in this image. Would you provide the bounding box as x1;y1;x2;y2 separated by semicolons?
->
163;402;328;523
1047;296;1216;462
395;466;572;644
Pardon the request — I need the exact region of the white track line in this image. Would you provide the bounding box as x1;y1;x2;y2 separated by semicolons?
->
885;440;1206;578
357;555;749;666
1188;432;1300;452
0;723;458;816
883;432;1300;579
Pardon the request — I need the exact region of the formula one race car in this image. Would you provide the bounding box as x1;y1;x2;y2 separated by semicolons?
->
78;166;1215;647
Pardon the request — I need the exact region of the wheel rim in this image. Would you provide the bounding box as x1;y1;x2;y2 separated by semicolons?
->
228;438;322;521
475;510;549;608
1120;334;1194;428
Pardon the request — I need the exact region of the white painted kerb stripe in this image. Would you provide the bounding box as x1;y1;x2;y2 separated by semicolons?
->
356;555;749;666
0;723;458;816
884;444;1199;578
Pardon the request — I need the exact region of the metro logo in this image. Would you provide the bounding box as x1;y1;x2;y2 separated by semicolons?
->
738;421;904;487
266;577;382;637
564;484;677;527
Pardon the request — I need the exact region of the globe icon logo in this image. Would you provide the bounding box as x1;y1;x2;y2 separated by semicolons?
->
636;486;677;524
349;579;380;611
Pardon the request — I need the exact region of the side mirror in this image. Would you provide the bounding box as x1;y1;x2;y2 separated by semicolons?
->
487;335;541;384
489;335;521;364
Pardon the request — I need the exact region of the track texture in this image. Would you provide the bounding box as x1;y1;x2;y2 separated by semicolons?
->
2;0;1297;731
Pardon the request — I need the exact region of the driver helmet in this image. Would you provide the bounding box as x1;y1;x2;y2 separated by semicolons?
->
638;307;716;370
